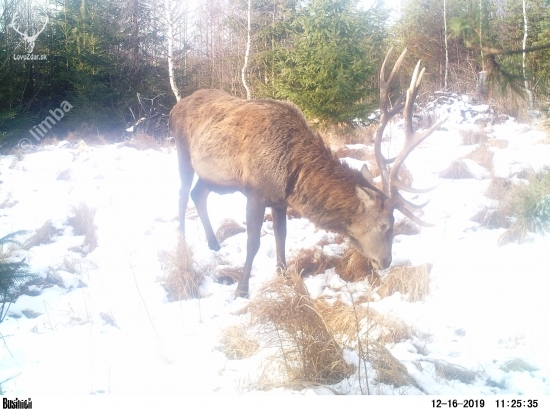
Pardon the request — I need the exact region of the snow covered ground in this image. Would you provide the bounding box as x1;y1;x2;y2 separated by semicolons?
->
1;94;549;409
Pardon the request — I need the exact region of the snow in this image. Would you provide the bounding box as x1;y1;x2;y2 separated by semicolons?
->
1;94;550;407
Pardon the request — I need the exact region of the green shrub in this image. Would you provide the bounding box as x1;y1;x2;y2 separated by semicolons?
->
0;231;36;322
498;168;550;245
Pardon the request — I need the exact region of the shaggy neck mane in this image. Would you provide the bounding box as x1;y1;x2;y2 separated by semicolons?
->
286;131;367;234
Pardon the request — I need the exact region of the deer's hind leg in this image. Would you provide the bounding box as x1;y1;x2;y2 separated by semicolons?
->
191;179;221;251
176;141;194;235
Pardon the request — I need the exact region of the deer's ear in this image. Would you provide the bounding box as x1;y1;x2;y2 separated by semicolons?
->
360;164;375;187
356;186;378;207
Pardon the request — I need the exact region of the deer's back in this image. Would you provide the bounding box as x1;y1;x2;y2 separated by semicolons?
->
171;89;327;204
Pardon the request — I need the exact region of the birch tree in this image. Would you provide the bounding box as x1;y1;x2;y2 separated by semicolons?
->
241;0;252;100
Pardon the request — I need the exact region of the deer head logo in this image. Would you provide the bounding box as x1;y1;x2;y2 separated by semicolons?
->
9;11;48;54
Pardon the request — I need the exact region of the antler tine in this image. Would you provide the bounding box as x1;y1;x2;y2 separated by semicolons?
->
395;203;435;227
384;56;447;226
375;48;409;196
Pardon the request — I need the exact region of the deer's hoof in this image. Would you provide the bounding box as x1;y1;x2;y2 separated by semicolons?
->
208;241;221;252
234;288;249;299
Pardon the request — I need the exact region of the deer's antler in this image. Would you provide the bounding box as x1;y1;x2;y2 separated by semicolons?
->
371;48;446;226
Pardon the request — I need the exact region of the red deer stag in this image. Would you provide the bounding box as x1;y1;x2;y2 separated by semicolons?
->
170;48;445;298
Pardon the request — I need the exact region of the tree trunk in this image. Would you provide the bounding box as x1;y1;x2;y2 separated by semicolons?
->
241;0;252;100
165;0;181;101
443;0;448;89
522;0;533;110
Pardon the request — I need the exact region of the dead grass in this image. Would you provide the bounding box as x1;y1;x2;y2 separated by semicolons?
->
160;235;203;301
243;271;420;391
501;358;538;373
371;344;416;387
68;203;98;253
377;264;432;302
23;220;62;250
288;246;341;278
315;298;415;389
487;139;509;149
61;256;98;276
470;206;511;229
434;360;477;384
215;218;246;244
394;218;421;236
219;324;259;360
484;177;512;200
439;160;475;179
463;144;493;172
249;272;354;389
459;126;487;145
334;248;376;283
123;133;162;151
214;266;242;285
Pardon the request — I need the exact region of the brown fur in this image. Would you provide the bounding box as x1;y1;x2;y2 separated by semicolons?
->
170;90;393;297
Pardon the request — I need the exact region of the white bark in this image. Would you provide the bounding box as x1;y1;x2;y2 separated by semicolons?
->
241;0;252;100
164;0;181;102
522;0;534;110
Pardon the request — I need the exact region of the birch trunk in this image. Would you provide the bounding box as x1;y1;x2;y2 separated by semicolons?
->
241;0;252;100
522;0;534;110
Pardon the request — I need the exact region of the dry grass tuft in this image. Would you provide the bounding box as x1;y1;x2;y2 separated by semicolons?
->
371;344;416;387
459;126;487;145
315;298;415;389
377;264;432;302
160;235;203;301
398;163;414;188
434;360;477;384
62;256;98;276
249;272;354;389
471;206;511;229
68;203;98;253
487;139;509;149
485;177;512;200
219;325;259;360
214;266;242;285
463;144;493;172
439;160;475;179
394;218;421;237
215;218;246;244
288;246;341;278
124;133;162;151
23;221;61;250
334;248;376;283
501;358;538;373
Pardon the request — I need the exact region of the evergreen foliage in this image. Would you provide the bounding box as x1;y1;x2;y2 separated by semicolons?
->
269;0;388;124
0;231;36;323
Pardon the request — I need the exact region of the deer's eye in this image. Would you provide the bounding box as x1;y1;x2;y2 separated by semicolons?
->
380;223;388;231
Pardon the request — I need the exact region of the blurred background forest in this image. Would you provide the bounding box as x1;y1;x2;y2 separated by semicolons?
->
1;0;549;147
